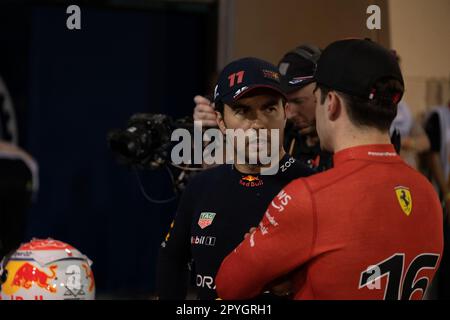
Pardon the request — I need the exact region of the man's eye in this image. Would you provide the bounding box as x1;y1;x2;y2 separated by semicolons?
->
235;109;245;115
266;106;277;112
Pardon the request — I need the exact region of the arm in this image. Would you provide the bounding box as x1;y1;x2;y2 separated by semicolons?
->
215;180;315;300
0;154;34;259
0;141;38;195
156;184;195;299
427;152;450;224
427;152;448;198
192;95;223;168
424;113;449;221
401;122;430;153
424;113;446;195
430;152;450;226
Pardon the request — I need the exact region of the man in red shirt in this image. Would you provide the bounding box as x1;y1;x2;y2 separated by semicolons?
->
215;39;444;300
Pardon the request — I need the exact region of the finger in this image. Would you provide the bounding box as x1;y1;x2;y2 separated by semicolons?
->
194;95;211;105
193;111;217;124
193;119;218;128
195;104;215;114
204;120;219;127
195;111;217;121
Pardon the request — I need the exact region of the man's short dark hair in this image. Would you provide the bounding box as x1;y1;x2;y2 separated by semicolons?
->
215;100;225;115
317;78;404;131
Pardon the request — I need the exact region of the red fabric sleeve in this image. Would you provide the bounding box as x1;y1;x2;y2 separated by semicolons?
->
215;179;315;299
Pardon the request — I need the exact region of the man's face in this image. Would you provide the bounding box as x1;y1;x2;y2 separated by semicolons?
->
217;90;286;162
286;82;316;129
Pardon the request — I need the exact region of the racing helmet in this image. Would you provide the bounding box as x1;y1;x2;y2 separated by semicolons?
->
0;238;95;300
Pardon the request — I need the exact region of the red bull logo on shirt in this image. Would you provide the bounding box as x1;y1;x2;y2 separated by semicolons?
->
240;175;263;187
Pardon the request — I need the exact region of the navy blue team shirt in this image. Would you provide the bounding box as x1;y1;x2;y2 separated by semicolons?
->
156;154;314;299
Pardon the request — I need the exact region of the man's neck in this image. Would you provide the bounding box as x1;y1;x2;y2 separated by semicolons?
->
234;149;286;174
332;126;391;153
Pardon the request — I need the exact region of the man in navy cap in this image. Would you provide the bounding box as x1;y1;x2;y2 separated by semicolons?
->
156;57;314;300
278;44;332;171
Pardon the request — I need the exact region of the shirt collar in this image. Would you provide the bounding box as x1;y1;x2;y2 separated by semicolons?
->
333;144;400;167
231;153;291;175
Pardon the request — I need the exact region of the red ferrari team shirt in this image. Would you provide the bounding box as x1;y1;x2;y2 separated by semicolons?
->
216;144;444;300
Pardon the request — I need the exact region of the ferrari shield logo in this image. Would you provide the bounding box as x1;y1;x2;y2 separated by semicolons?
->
198;212;216;229
395;186;412;216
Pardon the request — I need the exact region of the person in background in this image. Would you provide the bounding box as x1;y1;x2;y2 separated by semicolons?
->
389;100;430;169
389;52;430;169
0;76;38;261
278;44;332;171
423;87;450;299
424;100;450;218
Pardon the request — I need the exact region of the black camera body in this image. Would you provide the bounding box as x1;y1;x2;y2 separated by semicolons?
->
108;113;192;169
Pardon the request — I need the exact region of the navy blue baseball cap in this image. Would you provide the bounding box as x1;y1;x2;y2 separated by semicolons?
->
278;44;322;93
213;57;286;105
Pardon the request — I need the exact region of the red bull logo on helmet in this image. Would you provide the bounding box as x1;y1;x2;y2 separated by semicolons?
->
12;263;58;293
0;238;95;300
1;261;58;298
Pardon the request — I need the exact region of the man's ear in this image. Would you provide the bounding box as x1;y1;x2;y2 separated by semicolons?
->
327;91;341;121
216;111;226;134
283;101;289;120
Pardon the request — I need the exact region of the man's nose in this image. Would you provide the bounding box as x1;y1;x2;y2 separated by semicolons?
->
250;118;266;130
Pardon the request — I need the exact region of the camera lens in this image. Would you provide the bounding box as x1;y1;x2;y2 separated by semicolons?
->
108;130;143;160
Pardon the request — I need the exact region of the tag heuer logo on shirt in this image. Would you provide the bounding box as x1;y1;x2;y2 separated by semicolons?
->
198;212;216;229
